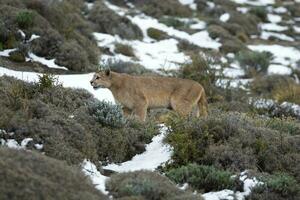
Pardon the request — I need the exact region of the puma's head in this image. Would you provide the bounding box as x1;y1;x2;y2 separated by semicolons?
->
90;69;112;89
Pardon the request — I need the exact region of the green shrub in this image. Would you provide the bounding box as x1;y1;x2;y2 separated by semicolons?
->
250;7;268;22
0;42;3;50
248;173;299;200
8;50;26;62
0;76;157;165
115;43;135;57
0;147;107;200
166;164;237;192
147;28;168;40
136;0;191;18
159;17;185;28
106;171;204;200
236;50;273;77
16;10;35;28
88;101;126;128
36;73;59;92
164;110;300;178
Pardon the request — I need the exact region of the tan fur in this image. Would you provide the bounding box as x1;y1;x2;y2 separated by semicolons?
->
90;70;208;121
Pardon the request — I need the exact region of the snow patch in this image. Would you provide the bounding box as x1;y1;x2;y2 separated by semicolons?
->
220;13;230;22
103;125;172;172
260;23;288;32
267;13;282;23
268;64;292;75
260;31;294;41
28;53;68;70
82;160;108;194
230;0;274;6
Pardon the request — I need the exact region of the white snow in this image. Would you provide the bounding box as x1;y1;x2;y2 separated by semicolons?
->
224;63;245;78
260;23;288;32
28;34;40;42
273;6;288;14
82;160;108;194
21;138;33;148
0;48;17;57
178;0;197;10
237;7;249;14
294;26;300;33
28;53;68;70
82;125;172;194
202;171;262;200
248;44;300;68
207;2;215;9
103;125;172;172
260;31;294;41
268;64;292;75
267;13;282;23
0;66;115;103
190;21;206;30
230;0;274;6
34;143;44;150
220;13;230;22
5;139;20;149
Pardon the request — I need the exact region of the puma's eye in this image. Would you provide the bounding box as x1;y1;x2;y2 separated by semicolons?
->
96;77;100;79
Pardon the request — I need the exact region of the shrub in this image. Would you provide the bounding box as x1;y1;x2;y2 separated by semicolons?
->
88;101;126;128
158;17;185;28
88;1;142;40
134;0;191;18
164;110;300;177
251;75;295;96
228;12;260;35
104;59;154;75
207;25;231;39
236;50;273;77
250;7;268;22
114;43;135;57
36;73;59;92
106;171;204;200
8;50;26;62
166;164;237;192
147;28;168;40
0;76;158;165
248;173;299;200
175;53;223;102
16;10;35;28
271;81;300;105
220;38;248;53
0;147;107;200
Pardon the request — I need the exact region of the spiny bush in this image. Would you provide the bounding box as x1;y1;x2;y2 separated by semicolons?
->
165;163;237;192
16;10;35;28
147;28;168;40
248;173;299;200
114;43;135;57
88;101;126;128
236;50;273;77
0;147;108;200
106;171;204;200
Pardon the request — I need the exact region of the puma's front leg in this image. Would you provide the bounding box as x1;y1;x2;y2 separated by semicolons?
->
133;101;148;121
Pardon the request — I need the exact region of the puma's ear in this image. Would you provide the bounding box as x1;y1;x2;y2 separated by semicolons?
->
105;69;111;76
